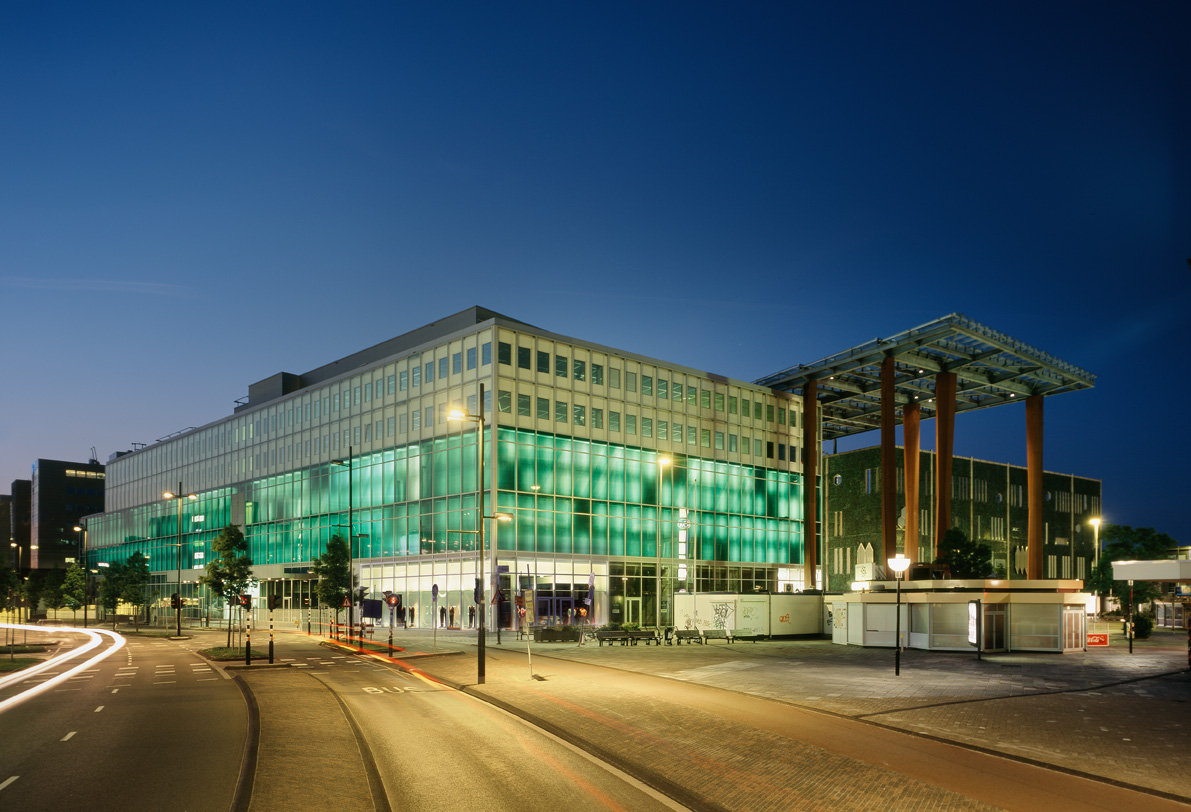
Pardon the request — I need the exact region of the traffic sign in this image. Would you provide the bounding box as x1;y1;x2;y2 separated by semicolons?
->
342;595;352;608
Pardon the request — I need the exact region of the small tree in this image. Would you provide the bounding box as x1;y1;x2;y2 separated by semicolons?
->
99;562;127;629
312;534;356;632
41;569;67;617
121;552;151;631
201;524;254;647
934;528;993;579
62;564;86;621
1084;524;1176;613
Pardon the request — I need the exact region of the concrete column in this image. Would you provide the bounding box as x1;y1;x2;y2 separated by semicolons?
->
880;357;898;564
1027;395;1044;579
903;402;920;560
933;372;957;558
802;379;818;590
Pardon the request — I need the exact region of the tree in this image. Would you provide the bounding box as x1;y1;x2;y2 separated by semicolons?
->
62;564;86;621
0;564;19;619
1083;524;1177;613
312;534;356;630
121;552;151;631
41;569;67;616
98;562;127;629
200;524;254;647
934;527;993;579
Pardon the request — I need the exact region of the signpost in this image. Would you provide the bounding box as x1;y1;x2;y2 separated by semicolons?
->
968;599;981;661
432;583;439;653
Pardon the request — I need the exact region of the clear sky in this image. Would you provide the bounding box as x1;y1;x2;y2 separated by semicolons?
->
2;2;1188;541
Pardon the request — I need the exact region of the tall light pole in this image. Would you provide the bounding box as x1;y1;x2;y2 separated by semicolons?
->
74;525;88;628
887;553;912;675
331;448;356;643
449;383;495;684
9;542;21;623
656;456;671;629
164;485;197;637
1089;517;1101;615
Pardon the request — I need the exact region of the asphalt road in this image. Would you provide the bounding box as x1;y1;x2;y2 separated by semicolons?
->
264;635;686;812
0;628;246;812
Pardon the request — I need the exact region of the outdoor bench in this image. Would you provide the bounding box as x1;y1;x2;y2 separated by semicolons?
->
596;630;629;646
673;629;703;645
729;628;763;642
626;629;659;645
702;629;729;643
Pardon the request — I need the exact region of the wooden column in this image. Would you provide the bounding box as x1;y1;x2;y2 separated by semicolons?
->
880;357;898;564
1026;395;1044;579
802;380;818;590
903;402;920;561
933;372;957;556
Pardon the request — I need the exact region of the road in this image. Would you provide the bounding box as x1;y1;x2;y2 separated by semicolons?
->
0;626;245;812
239;634;685;812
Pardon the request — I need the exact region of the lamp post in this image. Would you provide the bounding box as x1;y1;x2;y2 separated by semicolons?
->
9;542;21;623
656;456;671;629
448;384;495;684
330;448;357;644
74;525;88;628
164;485;197;637
887;553;912;675
1089;517;1101;615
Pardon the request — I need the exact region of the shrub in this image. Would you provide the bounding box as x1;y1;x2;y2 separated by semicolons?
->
1131;612;1154;639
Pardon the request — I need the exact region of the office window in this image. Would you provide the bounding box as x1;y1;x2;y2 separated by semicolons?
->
400;371;408;391
715;393;724;412
754;402;763;420
625;372;637;393
657;420;668;440
701;428;711;447
574;359;585;381
517;347;531;370
399;414;407;434
453;353;462;374
610;411;621;431
658;380;668;399
538;350;550;374
766;441;774;459
728;434;737;452
592;408;603;429
754;438;762;456
673;381;683;402
517;394;532;417
425;407;433;427
425;362;434;383
715;431;724;450
728;396;737;415
387;417;395;436
364;383;372;402
482;342;492;365
778;407;786;425
609;368;621;389
574;404;586;426
552;355;565;378
537;397;550;420
466;348;476;370
687;426;697;445
333;393;340;412
354;386;361;405
498;390;512;413
591;364;604;385
412;410;421;430
555;401;568;422
673;423;682;442
778;443;786;461
641;375;652;397
468;394;477;415
624;414;635;435
699;389;709;409
387;374;395;395
439;357;449;379
354;426;362;444
412;366;421;387
499;342;512;365
642;417;652;437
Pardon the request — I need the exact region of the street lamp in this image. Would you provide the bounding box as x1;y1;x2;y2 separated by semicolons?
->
9;542;21;622
330;448;359;644
887;553;912;676
656;456;671;629
73;525;89;628
448;385;497;684
1089;517;1102;615
163;485;197;637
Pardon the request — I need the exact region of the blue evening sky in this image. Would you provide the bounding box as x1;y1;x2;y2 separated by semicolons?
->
2;3;1188;541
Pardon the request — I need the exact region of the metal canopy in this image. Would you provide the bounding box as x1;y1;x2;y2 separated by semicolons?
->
756;313;1096;440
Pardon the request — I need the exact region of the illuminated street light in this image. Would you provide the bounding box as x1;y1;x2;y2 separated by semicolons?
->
163;486;198;636
887;554;912;676
74;525;89;628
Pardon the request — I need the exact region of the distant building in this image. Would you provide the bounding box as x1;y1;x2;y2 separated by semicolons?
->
9;479;31;571
822;446;1101;592
29;459;105;570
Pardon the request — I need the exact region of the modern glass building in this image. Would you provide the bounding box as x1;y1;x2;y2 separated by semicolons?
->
87;307;808;629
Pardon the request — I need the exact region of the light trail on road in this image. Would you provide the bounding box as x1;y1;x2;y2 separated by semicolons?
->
0;625;125;714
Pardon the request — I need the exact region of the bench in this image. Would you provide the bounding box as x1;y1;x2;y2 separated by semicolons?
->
596;630;629;646
729;628;763;642
673;629;703;645
626;629;659;645
702;629;730;643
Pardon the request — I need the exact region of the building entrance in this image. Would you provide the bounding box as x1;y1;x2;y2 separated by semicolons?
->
536;597;574;626
624;597;642;625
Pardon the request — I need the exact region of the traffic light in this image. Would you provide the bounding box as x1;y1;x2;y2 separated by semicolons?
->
170;593;180;609
239;594;251;609
267;593;281;611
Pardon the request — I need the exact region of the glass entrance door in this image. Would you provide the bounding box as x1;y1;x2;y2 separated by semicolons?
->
536;597;574;626
624;597;641;626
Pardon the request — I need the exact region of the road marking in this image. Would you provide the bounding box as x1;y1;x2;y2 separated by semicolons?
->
198;678;218;682
111;689;119;694
94;706;104;713
61;732;76;742
0;776;17;792
154;681;176;685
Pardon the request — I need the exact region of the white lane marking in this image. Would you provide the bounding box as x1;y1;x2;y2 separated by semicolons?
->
198;678;218;682
0;776;17;791
0;628;125;716
154;681;177;685
61;732;76;742
111;689;119;694
94;706;104;713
